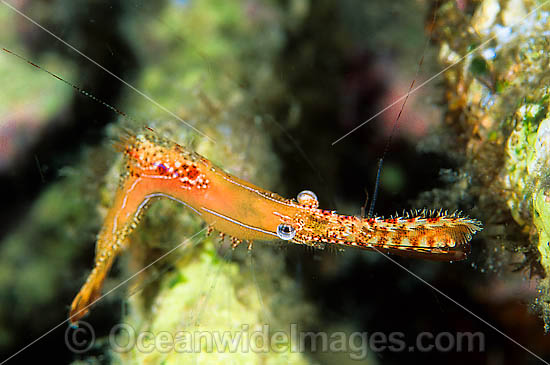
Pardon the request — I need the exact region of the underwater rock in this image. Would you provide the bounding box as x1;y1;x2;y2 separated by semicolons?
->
431;0;550;330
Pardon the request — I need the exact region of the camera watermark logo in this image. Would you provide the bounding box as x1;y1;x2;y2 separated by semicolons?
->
64;321;96;354
64;322;485;359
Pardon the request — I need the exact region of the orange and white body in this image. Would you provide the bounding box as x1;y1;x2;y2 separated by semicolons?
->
69;131;482;324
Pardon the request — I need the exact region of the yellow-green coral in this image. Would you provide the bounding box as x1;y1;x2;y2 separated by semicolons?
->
505;101;550;284
504;102;548;227
530;114;550;330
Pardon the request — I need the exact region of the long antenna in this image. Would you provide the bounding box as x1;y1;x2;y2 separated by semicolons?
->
367;71;419;217
367;2;439;218
2;47;135;123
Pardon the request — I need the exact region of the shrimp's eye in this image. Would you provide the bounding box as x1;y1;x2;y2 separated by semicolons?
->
297;190;319;208
277;224;296;240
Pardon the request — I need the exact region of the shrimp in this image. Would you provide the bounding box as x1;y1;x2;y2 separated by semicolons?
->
69;130;482;325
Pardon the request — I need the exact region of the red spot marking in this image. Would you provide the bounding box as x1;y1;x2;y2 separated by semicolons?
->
187;167;199;179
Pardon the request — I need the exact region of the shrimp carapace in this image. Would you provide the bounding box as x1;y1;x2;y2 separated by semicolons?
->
69;131;482;325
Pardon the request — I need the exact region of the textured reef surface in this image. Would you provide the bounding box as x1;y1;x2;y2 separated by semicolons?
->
429;0;550;331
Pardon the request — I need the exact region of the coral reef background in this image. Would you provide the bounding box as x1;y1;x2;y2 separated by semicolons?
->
1;0;550;364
